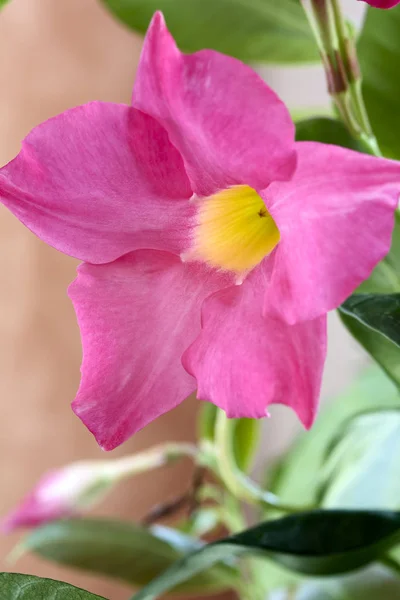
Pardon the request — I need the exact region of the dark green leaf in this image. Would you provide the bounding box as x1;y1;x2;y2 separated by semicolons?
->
358;212;400;296
339;312;400;388
295;117;363;151
100;0;318;64
271;368;399;506
358;5;400;159
23;519;235;594
0;573;105;600
339;294;400;348
130;510;400;600
322;411;400;509
338;214;400;388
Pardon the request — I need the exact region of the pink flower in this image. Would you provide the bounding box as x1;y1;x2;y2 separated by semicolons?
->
360;0;400;7
2;462;112;531
1;13;399;450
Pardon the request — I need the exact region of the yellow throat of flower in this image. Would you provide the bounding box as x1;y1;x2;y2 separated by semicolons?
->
188;185;280;275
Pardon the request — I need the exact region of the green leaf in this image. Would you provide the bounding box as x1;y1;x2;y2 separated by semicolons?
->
130;510;400;600
339;294;400;348
295;117;363;151
271;368;399;506
337;214;400;388
292;565;400;600
358;5;400;159
23;519;235;594
339;312;400;388
322;411;400;509
100;0;318;64
0;0;10;7
358;212;400;296
249;557;302;597
0;573;105;600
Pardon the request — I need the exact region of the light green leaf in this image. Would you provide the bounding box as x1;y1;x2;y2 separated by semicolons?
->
292;565;400;600
358;5;400;159
271;368;399;506
130;510;400;600
23;519;235;594
322;411;400;509
0;573;105;600
100;0;318;64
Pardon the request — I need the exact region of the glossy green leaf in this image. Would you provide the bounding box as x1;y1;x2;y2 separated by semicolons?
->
23;519;235;594
358;212;400;296
100;0;318;64
130;510;400;600
337;214;400;388
0;573;105;600
292;566;400;600
295;117;363;152
271;368;399;506
339;294;400;348
358;5;400;159
322;411;400;509
339;312;400;388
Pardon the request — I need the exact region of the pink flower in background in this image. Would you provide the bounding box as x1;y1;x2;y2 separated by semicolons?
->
361;0;400;7
2;462;112;531
1;13;399;450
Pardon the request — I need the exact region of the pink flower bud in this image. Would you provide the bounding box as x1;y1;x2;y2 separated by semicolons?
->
3;462;111;532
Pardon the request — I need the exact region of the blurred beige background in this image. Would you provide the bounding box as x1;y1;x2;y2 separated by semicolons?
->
0;1;367;599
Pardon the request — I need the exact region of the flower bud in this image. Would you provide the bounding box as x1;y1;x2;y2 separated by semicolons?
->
2;443;196;531
2;461;113;532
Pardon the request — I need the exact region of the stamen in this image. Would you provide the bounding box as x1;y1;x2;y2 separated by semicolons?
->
188;185;280;275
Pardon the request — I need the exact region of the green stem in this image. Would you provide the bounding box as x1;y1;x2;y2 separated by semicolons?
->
215;410;314;513
105;442;198;481
330;0;381;155
301;0;382;158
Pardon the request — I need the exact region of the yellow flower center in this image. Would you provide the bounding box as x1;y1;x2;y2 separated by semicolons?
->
188;185;280;275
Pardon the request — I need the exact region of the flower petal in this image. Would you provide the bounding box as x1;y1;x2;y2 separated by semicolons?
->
264;142;400;324
133;12;296;197
183;267;327;428
361;0;400;8
69;250;232;450
0;102;193;264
